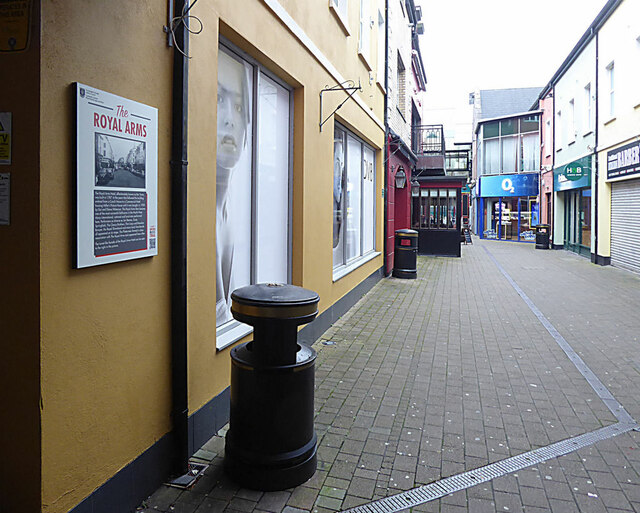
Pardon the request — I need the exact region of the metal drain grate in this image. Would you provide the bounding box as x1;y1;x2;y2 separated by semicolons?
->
342;422;637;513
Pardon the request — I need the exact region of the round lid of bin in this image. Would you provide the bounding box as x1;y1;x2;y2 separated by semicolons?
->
231;283;319;320
395;229;418;237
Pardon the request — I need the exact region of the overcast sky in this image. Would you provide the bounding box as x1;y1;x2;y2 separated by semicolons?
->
417;0;608;143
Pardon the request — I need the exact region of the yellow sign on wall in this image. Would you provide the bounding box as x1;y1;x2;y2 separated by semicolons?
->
0;112;11;164
0;0;31;52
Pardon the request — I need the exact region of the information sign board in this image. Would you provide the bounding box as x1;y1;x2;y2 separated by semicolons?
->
75;83;158;268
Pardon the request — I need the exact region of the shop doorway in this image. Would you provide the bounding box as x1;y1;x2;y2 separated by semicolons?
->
564;189;591;256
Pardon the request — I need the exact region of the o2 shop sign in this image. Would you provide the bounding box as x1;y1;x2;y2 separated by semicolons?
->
501;178;515;193
480;173;538;198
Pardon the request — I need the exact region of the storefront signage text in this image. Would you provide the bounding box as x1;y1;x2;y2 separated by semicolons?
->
607;140;640;180
554;156;591;192
478;173;538;198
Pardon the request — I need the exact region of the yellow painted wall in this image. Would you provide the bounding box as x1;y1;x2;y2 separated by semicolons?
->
39;1;174;511
187;0;385;415
595;0;640;260
0;2;41;511
29;0;385;511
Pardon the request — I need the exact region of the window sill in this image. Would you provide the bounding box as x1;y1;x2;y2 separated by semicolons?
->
583;130;594;137
376;79;386;94
333;251;380;282
604;116;616;126
396;106;406;122
329;3;351;36
358;50;373;71
634;102;640;110
556;148;562;153
216;321;253;351
567;140;576;146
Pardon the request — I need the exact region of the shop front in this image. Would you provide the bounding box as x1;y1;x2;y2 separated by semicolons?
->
607;140;640;273
411;177;465;256
477;173;539;242
554;156;592;257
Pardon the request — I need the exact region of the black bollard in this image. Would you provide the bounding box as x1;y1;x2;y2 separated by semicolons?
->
224;283;320;491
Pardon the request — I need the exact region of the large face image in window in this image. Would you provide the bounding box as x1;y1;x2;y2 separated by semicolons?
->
216;46;291;330
216;50;252;327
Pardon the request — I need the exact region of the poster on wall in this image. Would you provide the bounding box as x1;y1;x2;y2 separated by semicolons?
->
75;83;158;268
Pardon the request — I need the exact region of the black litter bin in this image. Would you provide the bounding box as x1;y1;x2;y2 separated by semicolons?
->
392;229;418;279
224;283;319;491
535;224;550;249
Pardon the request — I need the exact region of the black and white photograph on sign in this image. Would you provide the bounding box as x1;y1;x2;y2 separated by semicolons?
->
216;49;253;328
94;133;146;188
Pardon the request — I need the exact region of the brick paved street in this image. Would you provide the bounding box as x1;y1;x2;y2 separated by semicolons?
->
139;239;640;512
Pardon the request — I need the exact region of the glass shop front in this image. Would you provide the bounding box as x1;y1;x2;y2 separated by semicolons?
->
477;173;539;242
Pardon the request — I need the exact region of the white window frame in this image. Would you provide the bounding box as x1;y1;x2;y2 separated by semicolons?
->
329;0;350;35
568;98;575;143
358;0;372;68
216;41;294;350
333;122;378;280
556;110;562;150
376;9;386;87
584;83;592;134
607;61;615;119
545;119;551;157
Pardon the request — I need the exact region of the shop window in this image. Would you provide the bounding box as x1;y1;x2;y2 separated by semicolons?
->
333;124;376;274
520;133;539;172
216;44;292;347
411;188;457;230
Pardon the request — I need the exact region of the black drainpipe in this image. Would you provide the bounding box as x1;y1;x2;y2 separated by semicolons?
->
594;30;599;263
383;0;390;276
170;0;189;475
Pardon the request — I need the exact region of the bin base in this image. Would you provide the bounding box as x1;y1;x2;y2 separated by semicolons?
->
535;244;549;250
224;440;317;491
392;268;417;279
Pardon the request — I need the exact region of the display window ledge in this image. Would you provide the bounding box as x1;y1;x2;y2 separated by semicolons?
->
216;321;253;351
333;251;380;282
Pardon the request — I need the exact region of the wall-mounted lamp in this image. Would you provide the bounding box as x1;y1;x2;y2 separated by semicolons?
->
394;166;407;189
410;178;420;195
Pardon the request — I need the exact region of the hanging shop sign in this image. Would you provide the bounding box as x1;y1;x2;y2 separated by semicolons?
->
478;173;538;198
607;140;640;180
75;83;158;268
554;156;591;191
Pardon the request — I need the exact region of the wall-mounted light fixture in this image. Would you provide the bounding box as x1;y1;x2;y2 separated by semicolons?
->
410;178;420;195
394;166;407;188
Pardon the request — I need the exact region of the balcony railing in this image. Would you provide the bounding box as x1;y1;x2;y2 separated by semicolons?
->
412;124;445;155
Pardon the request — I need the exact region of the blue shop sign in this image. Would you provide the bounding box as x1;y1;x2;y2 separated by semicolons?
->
554;156;591;191
478;173;539;198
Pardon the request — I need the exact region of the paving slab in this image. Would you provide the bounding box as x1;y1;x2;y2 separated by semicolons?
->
138;239;640;512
